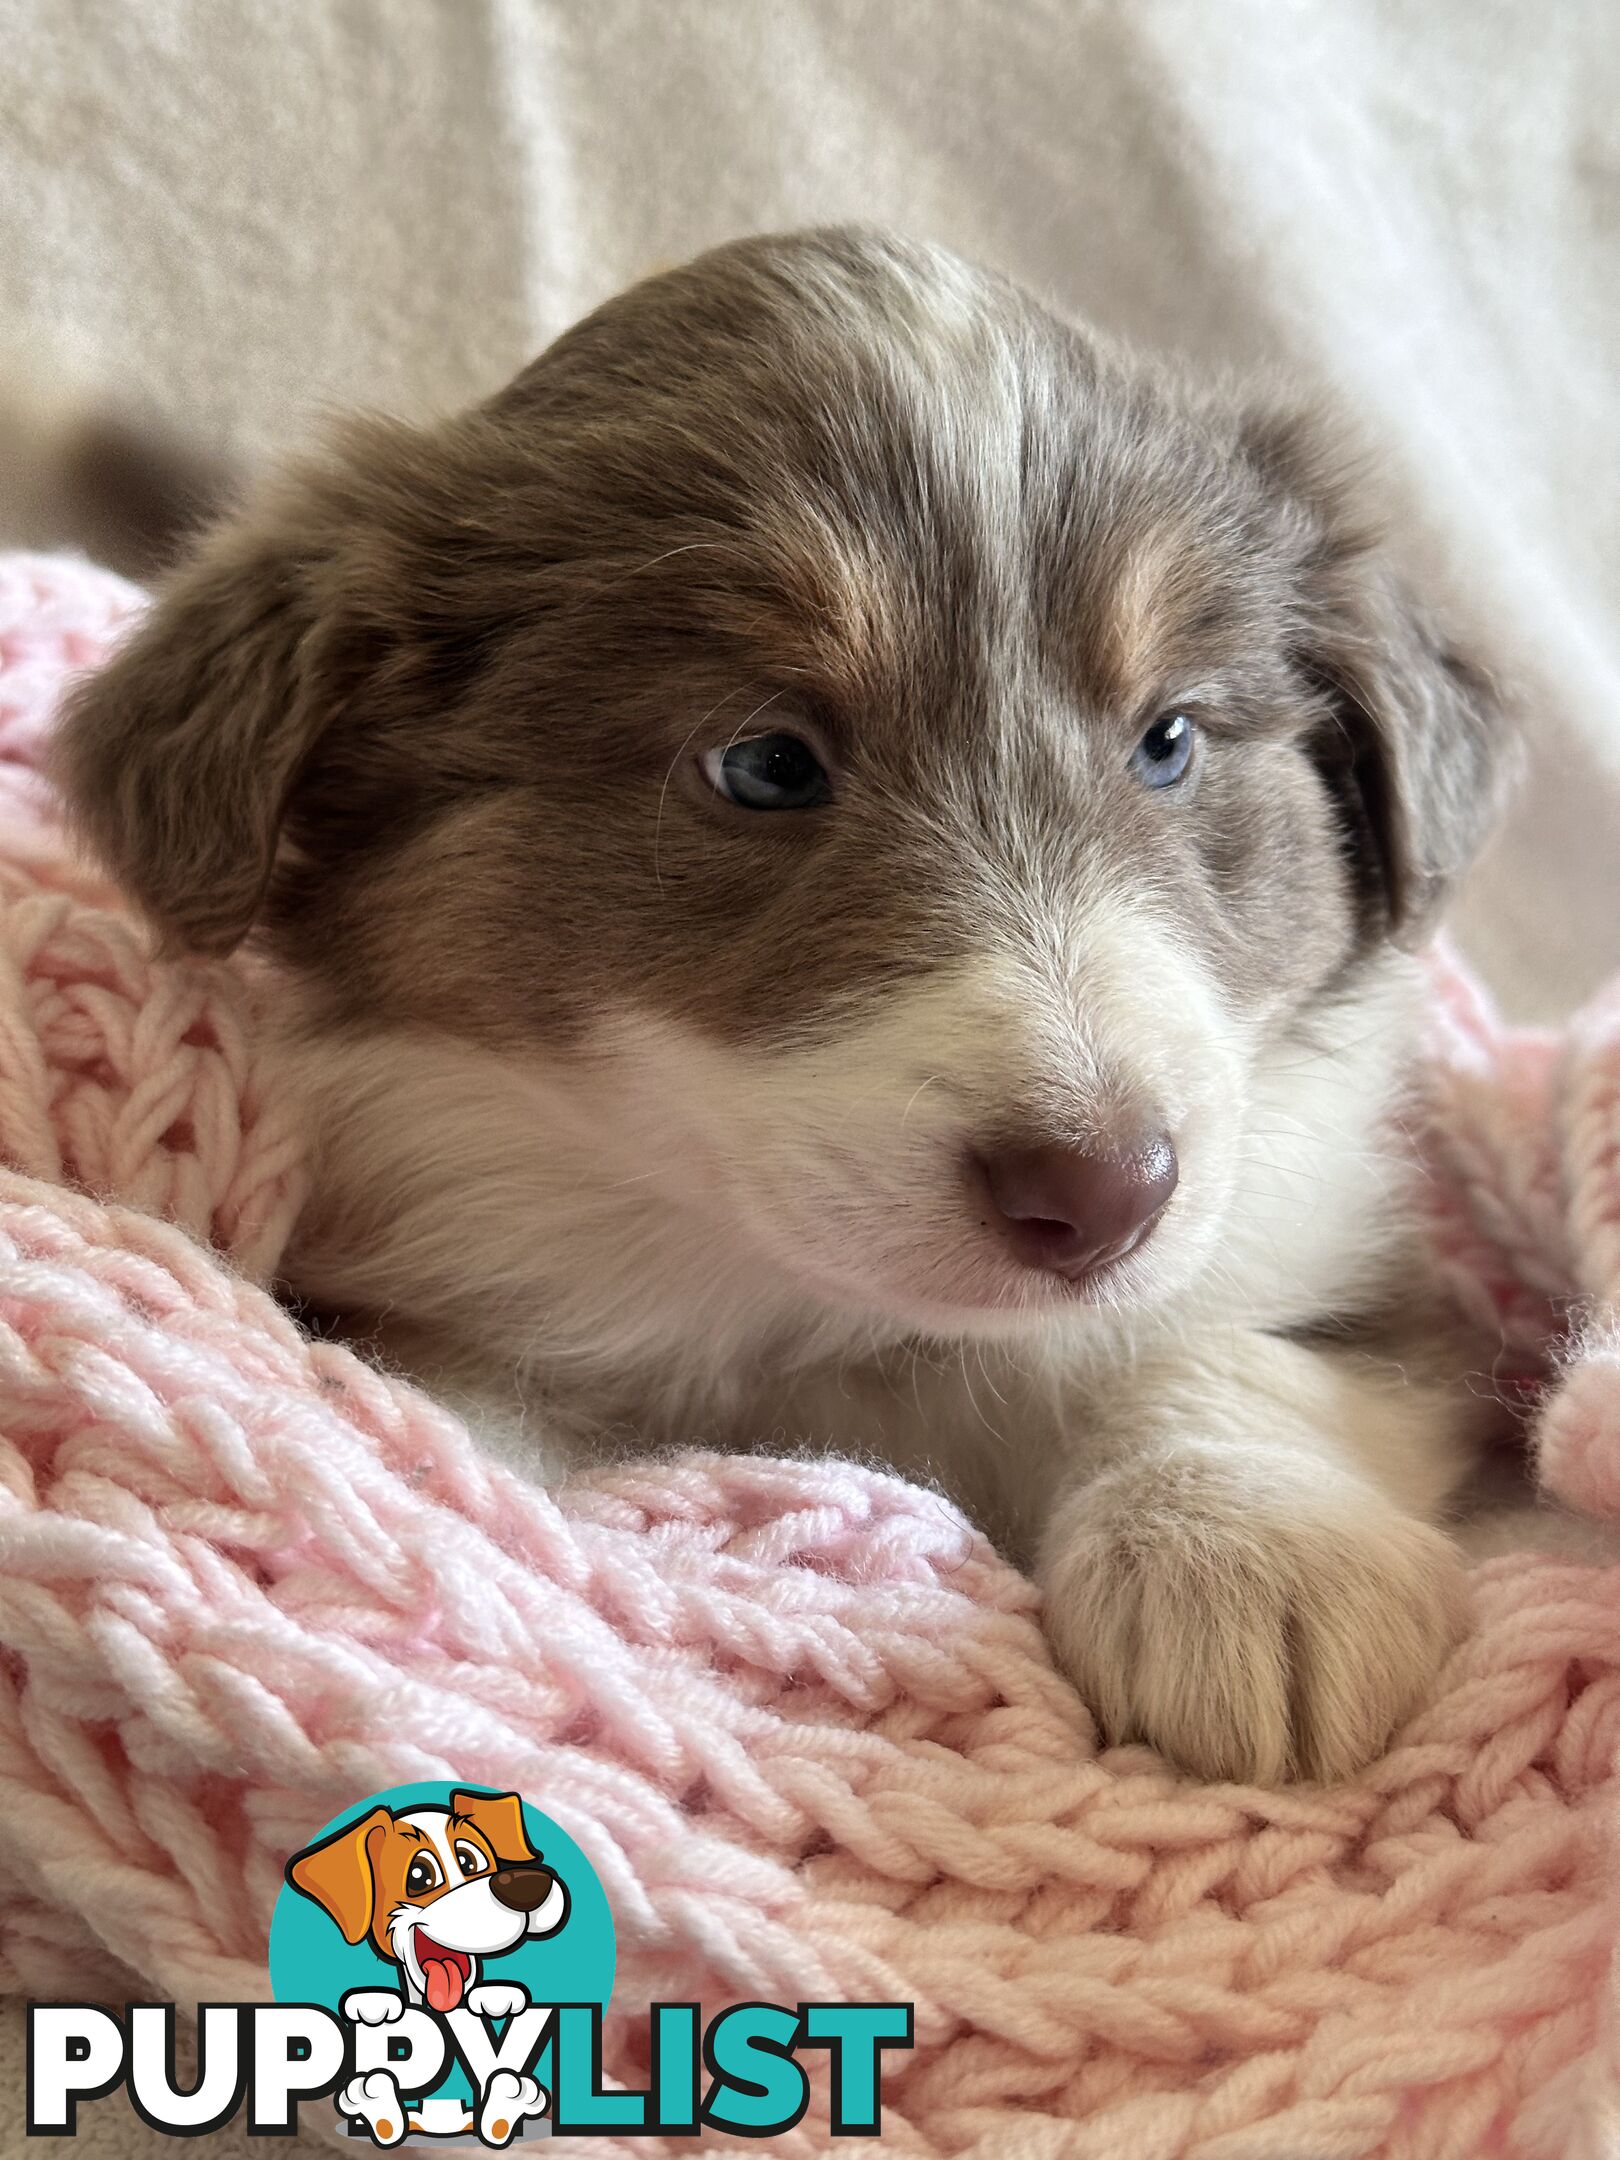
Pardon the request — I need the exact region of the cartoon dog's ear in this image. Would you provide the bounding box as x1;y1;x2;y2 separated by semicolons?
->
451;1790;536;1865
286;1805;391;1945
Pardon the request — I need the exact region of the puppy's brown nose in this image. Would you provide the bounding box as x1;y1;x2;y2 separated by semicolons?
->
976;1134;1178;1279
489;1864;555;1912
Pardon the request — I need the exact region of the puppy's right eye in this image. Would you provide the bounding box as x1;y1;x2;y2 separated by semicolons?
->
405;1854;441;1897
701;732;831;811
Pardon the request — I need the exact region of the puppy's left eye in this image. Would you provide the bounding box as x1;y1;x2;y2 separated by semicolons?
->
701;732;831;810
1129;712;1199;790
454;1843;487;1876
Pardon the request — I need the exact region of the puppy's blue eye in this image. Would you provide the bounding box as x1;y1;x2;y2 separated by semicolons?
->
702;732;830;810
1129;712;1199;789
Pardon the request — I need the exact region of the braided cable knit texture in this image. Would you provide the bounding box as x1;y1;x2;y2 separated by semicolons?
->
0;552;1618;2157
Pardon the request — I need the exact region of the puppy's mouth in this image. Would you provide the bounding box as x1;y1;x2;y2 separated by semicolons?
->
1000;1216;1164;1293
777;1209;1171;1331
776;1142;1185;1325
413;1930;473;2012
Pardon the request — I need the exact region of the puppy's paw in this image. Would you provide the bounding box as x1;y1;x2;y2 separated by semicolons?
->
338;2069;406;2146
1040;1453;1469;1784
340;1989;405;2026
480;2069;547;2146
467;1981;529;2021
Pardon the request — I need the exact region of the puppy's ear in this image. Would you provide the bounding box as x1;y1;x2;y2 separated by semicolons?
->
51;517;337;956
451;1789;536;1865
1243;410;1507;949
285;1805;390;1944
1304;560;1503;949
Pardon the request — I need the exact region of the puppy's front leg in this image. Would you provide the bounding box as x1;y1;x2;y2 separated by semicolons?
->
1038;1330;1474;1784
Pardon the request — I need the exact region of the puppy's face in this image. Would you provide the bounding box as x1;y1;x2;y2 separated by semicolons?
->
287;1790;566;2011
58;231;1502;1339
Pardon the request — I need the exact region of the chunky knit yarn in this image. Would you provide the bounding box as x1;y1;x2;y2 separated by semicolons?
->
1;550;1618;2158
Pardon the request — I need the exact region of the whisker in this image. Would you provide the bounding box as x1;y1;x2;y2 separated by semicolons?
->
652;685;760;894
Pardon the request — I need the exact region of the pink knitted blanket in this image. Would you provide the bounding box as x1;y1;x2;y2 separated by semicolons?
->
2;552;1619;2158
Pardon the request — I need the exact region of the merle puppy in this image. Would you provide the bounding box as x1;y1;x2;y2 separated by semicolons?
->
56;229;1505;1783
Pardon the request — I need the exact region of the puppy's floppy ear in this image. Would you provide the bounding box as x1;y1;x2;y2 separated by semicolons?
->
51;516;337;956
451;1789;536;1865
1243;409;1507;949
285;1805;391;1944
1303;560;1503;949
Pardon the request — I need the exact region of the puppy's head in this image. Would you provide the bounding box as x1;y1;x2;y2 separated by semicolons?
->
57;229;1505;1339
287;1790;565;2010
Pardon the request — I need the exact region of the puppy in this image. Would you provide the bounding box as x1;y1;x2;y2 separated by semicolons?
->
54;228;1507;1784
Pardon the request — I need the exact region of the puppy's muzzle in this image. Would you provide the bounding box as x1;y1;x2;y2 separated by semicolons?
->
974;1132;1178;1279
489;1863;556;1912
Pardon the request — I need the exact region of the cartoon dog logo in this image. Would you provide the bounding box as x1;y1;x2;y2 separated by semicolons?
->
287;1788;569;2145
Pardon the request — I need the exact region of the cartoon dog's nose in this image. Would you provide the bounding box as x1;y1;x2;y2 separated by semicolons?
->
489;1864;555;1912
975;1132;1178;1279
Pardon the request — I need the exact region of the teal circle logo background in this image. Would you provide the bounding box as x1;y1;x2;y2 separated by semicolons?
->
269;1782;615;2106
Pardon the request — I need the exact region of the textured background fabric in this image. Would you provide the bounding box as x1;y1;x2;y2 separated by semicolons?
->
1;5;1616;2149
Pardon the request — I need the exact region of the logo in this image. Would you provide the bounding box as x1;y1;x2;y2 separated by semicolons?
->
27;1781;913;2144
273;1781;615;2144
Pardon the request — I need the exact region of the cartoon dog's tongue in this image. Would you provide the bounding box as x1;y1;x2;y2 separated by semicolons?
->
416;1934;469;2012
